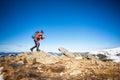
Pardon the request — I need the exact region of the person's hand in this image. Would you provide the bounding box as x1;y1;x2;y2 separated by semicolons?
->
41;37;45;40
43;37;45;39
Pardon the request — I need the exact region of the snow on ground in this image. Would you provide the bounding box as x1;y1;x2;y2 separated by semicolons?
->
89;47;120;63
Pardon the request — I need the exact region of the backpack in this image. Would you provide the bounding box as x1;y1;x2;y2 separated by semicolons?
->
32;31;39;39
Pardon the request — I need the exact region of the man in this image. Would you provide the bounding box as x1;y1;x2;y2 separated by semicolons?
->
30;30;45;51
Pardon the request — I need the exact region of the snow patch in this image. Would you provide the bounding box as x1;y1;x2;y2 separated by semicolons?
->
89;47;120;63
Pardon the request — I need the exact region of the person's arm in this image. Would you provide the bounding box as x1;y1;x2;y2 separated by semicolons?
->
41;35;45;40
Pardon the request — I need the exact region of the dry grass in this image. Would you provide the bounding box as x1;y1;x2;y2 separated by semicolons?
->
0;52;120;80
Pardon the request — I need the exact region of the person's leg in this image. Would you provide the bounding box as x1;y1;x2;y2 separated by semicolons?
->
30;39;37;51
36;41;40;51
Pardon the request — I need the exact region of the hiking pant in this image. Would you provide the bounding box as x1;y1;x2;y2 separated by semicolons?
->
31;39;40;51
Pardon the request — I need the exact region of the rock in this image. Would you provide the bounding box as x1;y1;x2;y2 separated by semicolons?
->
81;54;98;61
116;53;120;56
11;63;23;68
17;54;26;61
60;72;64;76
48;63;65;73
70;70;82;76
37;67;42;70
0;67;3;74
0;74;3;80
8;54;16;57
75;56;82;60
58;47;74;58
1;50;120;80
17;61;24;64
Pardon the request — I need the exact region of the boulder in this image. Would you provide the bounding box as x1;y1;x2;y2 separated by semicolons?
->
58;47;74;58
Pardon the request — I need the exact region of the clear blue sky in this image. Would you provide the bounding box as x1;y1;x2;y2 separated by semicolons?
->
0;0;120;52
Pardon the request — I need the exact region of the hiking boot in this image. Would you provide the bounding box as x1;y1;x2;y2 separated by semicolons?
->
30;48;33;52
36;49;40;51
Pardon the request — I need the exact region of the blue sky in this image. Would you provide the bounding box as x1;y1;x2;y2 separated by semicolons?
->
0;0;120;52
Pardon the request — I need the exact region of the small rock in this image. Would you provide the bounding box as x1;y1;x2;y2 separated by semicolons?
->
37;67;42;70
0;67;3;74
75;57;82;60
70;70;82;76
17;61;24;64
60;72;64;76
0;74;3;80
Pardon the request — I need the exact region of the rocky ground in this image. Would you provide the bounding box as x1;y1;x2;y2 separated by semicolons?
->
0;48;120;80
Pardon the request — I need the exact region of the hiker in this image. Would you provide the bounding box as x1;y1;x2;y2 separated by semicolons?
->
30;30;45;51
